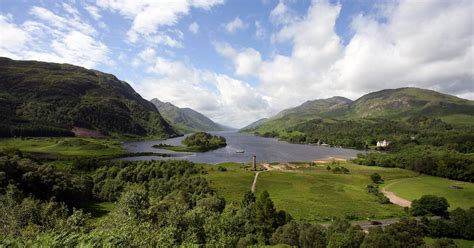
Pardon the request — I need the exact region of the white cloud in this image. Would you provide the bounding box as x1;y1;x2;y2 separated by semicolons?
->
269;0;299;26
0;16;30;51
96;0;223;43
255;21;265;39
215;0;474;115
225;17;245;33
215;42;262;76
331;0;473;96
0;6;109;68
189;22;199;34
138;48;157;61
62;3;80;17
30;6;95;35
84;4;102;20
147;33;183;48
136;56;270;127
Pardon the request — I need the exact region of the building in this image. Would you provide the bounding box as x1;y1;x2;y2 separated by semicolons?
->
376;140;390;148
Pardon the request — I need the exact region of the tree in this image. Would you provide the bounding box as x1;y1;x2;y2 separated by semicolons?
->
298;222;326;248
255;190;279;243
271;221;299;246
360;226;395;248
271;221;327;248
117;185;149;219
241;191;256;208
450;207;474;240
384;218;426;248
326;218;365;248
370;173;383;184
410;195;449;216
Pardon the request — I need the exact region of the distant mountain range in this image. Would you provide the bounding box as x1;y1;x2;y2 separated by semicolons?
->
151;98;230;133
1;57;472;139
242;87;474;131
0;57;177;138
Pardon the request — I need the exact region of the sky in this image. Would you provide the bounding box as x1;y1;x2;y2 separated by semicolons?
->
0;0;473;128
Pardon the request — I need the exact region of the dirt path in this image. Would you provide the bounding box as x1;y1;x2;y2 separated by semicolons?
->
251;171;262;192
381;189;412;207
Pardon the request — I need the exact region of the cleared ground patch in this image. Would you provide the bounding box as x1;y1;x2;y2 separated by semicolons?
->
384;175;474;210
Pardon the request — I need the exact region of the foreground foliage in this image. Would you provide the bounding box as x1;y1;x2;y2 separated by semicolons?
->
1;151;472;247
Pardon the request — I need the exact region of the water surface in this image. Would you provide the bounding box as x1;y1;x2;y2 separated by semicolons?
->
120;131;362;164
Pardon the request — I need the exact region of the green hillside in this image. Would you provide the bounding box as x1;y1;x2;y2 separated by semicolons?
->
245;87;474;132
241;118;269;131
0;57;177;138
245;96;353;132
349;88;474;119
151;98;227;133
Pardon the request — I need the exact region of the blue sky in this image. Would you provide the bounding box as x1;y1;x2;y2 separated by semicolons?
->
0;0;472;127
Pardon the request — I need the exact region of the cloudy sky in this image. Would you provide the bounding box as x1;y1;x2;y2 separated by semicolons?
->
1;0;473;127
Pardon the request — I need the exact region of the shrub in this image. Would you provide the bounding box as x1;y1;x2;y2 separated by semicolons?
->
370;173;383;184
411;195;449;216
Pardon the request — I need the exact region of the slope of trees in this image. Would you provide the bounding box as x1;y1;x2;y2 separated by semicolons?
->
0;57;177;138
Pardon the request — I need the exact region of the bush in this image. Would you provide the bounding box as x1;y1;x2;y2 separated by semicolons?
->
370;173;383;184
411;195;449;216
366;185;390;204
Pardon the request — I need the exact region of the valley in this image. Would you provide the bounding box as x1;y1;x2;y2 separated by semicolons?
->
0;57;472;247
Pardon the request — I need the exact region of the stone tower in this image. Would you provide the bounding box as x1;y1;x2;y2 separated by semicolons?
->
252;155;256;171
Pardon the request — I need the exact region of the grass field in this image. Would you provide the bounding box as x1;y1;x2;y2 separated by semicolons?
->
0;137;125;157
440;114;474;126
424;237;474;248
204;162;420;222
202;162;256;203
384;175;474;210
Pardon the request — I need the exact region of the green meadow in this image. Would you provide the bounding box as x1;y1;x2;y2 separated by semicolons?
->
202;162;256;203
424;237;474;248
204;162;421;222
0;137;125;157
385;175;474;210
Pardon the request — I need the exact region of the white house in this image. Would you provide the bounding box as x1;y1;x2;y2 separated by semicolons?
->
376;140;390;148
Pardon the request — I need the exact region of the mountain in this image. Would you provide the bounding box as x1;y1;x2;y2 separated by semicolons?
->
151;98;227;133
243;96;353;131
273;96;352;119
241;118;269;131
244;87;474;132
0;57;177;138
349;87;474;118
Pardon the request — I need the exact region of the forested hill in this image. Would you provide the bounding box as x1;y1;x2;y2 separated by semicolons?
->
0;57;177;138
151;98;228;133
245;87;474;131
